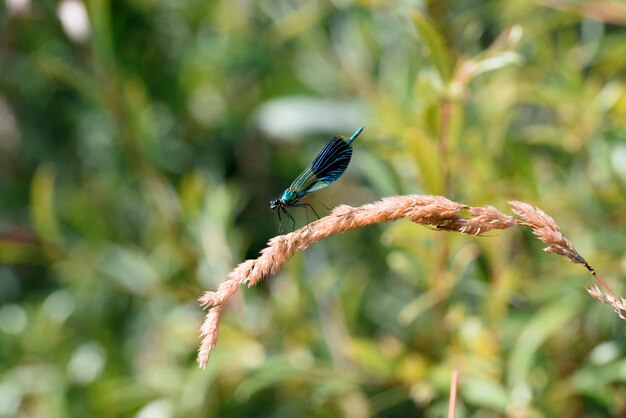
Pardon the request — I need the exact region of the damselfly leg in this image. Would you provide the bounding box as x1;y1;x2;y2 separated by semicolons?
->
278;207;295;234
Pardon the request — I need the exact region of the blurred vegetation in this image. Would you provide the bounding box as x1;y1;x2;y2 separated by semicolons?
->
1;0;626;417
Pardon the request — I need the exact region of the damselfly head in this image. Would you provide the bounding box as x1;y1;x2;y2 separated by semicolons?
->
269;199;281;210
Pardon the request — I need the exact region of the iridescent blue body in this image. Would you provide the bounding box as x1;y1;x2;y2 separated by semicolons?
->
277;189;302;206
270;127;363;232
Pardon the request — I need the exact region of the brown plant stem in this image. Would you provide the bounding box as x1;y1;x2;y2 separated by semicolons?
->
448;370;459;418
197;194;623;367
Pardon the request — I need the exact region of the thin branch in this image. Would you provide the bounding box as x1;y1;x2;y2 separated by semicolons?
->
448;370;459;418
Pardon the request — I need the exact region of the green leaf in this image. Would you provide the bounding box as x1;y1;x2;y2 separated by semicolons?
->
410;11;451;82
471;51;523;79
507;298;581;387
30;164;63;247
461;377;510;411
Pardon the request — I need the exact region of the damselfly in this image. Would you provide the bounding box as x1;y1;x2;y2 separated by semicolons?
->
270;127;363;233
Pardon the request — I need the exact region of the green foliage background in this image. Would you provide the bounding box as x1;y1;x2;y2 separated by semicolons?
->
1;0;626;417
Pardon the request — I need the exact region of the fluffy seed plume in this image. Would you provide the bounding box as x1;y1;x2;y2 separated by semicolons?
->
587;285;626;320
197;195;623;367
508;200;623;316
508;200;584;264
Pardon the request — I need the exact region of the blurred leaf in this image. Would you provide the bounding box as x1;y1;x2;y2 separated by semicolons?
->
398;291;438;325
358;151;400;196
507;298;581;387
348;338;396;379
234;359;315;400
0;240;45;265
99;244;160;296
571;359;626;392
410;11;451;82
394;353;429;385
35;54;102;103
461;376;510;412
540;0;626;26
180;170;207;218
405;126;444;194
30;164;63;247
470;51;523;79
